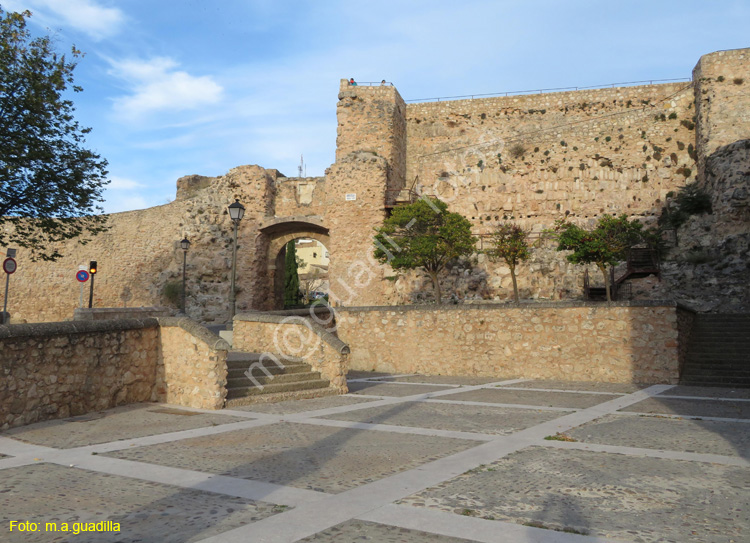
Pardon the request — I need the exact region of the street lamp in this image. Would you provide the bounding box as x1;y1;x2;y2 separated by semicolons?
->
180;238;190;314
227;199;245;323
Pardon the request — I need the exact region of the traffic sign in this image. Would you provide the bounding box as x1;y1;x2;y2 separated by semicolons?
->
2;258;16;274
76;270;90;282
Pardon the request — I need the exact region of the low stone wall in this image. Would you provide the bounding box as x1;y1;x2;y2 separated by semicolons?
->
74;307;172;321
234;312;349;392
156;317;230;409
0;319;160;429
0;317;231;429
335;302;683;384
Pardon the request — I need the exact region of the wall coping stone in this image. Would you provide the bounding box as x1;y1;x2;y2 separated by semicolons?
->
0;318;159;339
334;300;680;313
74;307;171;321
236;311;350;354
157;317;230;351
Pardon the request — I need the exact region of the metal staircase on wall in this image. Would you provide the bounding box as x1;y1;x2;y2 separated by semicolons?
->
679;314;750;388
584;247;660;301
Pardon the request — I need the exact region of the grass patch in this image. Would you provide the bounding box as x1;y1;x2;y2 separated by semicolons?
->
544;432;577;442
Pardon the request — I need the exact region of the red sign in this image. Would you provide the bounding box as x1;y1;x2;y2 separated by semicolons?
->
76;270;90;282
2;258;16;274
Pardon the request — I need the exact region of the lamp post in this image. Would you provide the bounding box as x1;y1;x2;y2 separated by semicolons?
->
180;237;190;314
227;199;245;323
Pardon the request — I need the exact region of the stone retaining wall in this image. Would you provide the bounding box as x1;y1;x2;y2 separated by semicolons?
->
0;319;160;429
156;317;230;409
0;318;230;429
335;302;682;384
233;312;349;392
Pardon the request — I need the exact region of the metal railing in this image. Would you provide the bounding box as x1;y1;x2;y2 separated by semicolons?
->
347;81;394;87
405;78;691;103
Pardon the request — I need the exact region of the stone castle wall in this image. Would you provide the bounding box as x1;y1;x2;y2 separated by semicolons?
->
1;49;748;321
405;82;696;232
336;303;682;384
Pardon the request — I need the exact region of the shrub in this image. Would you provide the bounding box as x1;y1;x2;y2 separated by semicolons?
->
509;143;526;158
674;182;711;214
162;280;183;308
734;77;744;85
680;120;695;130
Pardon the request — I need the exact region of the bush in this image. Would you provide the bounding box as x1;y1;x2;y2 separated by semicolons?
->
675;182;712;214
162;280;183;307
509;143;526;158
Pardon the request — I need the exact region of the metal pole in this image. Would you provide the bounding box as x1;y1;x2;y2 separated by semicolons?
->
230;219;238;322
88;273;95;308
182;249;187;314
2;273;8;324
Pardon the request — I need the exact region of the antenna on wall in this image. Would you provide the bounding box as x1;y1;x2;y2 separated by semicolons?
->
298;154;304;178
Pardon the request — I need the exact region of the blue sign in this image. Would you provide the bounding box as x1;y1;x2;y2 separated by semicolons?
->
76;270;90;282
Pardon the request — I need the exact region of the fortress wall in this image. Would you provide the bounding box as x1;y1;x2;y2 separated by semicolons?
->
2;165;280;323
273;176;328;218
335;81;408;192
405;82;696;233
693;48;750;179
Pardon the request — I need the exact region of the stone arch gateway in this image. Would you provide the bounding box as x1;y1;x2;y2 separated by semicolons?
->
259;217;330;309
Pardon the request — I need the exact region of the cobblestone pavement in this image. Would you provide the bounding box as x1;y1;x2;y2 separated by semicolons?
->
0;373;748;543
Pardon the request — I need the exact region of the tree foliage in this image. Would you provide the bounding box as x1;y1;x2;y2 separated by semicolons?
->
485;223;531;303
374;198;476;304
553;214;644;301
283;241;302;307
0;8;108;260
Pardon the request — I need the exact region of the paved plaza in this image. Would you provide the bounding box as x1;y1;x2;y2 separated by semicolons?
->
1;373;748;542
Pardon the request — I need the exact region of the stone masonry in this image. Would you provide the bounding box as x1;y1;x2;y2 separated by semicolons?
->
1;48;748;322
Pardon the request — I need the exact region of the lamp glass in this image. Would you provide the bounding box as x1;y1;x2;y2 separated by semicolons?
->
228;199;245;221
180;238;190;251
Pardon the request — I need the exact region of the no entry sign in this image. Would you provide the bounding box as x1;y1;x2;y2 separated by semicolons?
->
76;270;90;282
2;258;16;274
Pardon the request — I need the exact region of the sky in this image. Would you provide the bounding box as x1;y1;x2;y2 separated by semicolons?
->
3;0;749;214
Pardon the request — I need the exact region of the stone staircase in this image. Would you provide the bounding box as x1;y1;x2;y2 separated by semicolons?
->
224;351;338;407
679;314;750;388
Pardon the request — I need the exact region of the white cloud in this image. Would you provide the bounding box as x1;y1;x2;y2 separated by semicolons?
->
101;193;149;214
106;175;144;190
109;57;223;120
3;0;125;40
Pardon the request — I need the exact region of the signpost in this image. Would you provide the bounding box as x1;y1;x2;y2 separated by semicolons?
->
2;249;17;325
76;266;89;308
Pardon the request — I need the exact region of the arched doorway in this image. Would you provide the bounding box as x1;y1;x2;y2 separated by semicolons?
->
259;218;330;309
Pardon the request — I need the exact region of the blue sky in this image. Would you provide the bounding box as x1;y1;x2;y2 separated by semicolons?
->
4;0;749;213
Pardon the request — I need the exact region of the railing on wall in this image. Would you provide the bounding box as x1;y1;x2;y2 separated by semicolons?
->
405;78;691;103
346;81;394;87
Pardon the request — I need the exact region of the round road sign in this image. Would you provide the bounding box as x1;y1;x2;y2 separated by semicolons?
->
2;257;16;274
76;270;90;282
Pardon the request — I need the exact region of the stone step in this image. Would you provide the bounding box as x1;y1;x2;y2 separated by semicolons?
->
682;366;750;377
690;331;750;338
683;365;750;373
224;387;340;408
226;360;313;374
226;351;304;364
225;378;331;399
678;379;750;388
685;354;750;364
226;370;321;388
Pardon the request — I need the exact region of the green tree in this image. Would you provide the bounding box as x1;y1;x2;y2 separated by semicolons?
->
0;8;108;261
283;240;301;307
374;198;476;304
553;214;643;301
486;223;531;303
